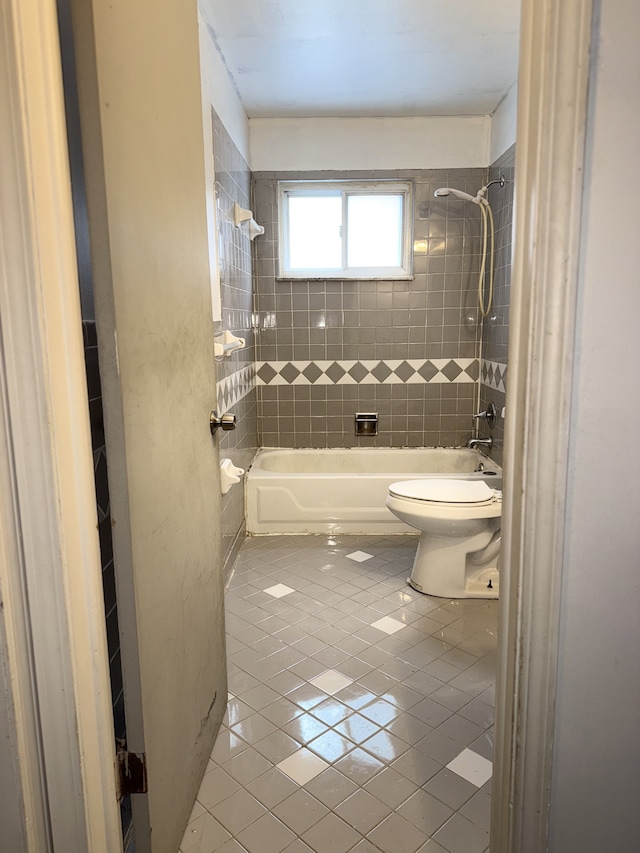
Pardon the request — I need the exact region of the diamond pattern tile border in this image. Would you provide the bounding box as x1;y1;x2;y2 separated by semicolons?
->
480;359;507;393
216;363;256;412
255;359;479;387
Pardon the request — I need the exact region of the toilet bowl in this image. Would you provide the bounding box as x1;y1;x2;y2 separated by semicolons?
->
385;478;502;599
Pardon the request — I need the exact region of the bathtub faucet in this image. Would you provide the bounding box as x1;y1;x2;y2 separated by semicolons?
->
466;437;493;450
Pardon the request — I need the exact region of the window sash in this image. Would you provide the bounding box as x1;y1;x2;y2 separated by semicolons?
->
278;181;413;279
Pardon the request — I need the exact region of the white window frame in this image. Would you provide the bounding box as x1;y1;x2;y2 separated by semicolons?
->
278;181;414;280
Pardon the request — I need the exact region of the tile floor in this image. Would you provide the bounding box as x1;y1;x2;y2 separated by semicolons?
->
180;535;497;853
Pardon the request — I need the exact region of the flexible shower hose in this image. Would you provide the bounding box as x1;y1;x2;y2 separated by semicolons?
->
478;201;495;318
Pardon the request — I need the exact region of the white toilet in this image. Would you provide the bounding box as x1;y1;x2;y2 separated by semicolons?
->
385;478;502;599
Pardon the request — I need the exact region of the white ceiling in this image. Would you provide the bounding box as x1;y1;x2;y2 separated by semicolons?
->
201;0;520;118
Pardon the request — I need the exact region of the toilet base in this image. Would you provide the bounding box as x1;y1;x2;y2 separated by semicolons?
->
407;525;501;600
408;567;499;599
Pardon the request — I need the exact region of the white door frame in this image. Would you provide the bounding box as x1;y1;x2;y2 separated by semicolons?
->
491;0;594;850
0;0;596;849
0;0;122;850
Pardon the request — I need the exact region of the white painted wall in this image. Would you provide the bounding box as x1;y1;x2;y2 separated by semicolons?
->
550;2;640;850
250;116;491;171
490;82;518;163
198;5;250;163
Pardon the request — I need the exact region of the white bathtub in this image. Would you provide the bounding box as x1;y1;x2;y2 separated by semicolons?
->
246;447;502;534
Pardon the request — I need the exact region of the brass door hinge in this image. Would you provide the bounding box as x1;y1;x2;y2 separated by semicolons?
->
117;740;148;796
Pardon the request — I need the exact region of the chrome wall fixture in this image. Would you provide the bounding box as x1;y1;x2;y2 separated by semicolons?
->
210;410;236;435
473;401;498;429
355;412;379;436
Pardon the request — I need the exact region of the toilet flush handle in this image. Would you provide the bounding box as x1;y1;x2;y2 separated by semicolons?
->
210;410;236;435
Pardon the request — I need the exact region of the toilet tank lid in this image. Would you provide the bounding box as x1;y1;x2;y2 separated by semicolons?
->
389;478;496;504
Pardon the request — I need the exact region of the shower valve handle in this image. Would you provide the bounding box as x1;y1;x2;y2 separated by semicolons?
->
472;402;497;429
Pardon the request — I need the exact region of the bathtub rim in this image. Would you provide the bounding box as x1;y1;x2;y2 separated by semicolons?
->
248;445;502;477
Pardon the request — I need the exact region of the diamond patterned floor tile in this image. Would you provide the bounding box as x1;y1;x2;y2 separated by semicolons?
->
190;535;497;853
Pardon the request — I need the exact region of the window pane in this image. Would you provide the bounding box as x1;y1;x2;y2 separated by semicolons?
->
347;194;403;268
288;194;342;270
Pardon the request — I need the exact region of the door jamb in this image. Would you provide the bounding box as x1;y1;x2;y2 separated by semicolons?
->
491;1;594;850
0;0;123;849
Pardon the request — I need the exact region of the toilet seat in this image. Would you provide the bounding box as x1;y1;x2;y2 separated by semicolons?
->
389;478;498;507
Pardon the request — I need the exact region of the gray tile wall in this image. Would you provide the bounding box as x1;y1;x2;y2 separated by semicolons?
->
253;169;489;448
211;110;258;564
478;144;516;466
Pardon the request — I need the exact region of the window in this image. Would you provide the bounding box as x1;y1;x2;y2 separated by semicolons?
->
278;181;413;279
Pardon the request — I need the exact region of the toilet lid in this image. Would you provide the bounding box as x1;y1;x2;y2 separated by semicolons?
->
389;478;497;505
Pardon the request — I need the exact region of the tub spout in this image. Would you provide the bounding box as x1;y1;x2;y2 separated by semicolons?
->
466;437;493;450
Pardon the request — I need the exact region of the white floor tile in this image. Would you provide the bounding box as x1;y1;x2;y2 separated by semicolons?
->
446;748;493;787
193;535;498;853
180;813;231;853
346;551;374;563
310;669;354;695
264;584;295;598
277;748;330;786
370;616;406;635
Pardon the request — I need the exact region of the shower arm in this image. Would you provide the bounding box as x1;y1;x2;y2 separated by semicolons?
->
476;175;506;204
476;175;505;201
485;176;506;191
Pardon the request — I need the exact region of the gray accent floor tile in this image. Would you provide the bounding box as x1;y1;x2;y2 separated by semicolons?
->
334;713;379;745
432;813;490;853
282;713;328;744
180;812;231;853
334;789;392;834
397;789;454;836
244;767;299;809
459;788;492;831
272;789;329;835
423;768;479;810
367;812;427;853
334;747;385;784
236;813;296;853
210;788;267;835
196;766;241;811
307;730;355;763
301;812;362;853
222;747;273;785
303;767;360;809
364;766;419;809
